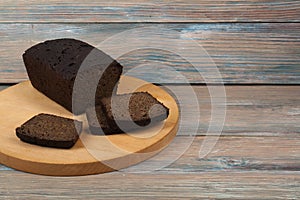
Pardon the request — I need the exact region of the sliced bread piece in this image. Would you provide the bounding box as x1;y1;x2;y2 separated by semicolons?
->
86;92;169;135
16;113;82;149
86;105;122;135
23;38;123;114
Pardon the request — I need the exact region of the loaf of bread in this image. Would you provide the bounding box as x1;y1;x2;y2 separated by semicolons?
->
16;113;82;148
23;38;123;114
86;92;169;134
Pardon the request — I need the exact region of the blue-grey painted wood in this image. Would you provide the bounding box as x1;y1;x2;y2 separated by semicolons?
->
0;1;299;198
1;136;299;172
1;0;299;22
0;171;298;199
0;136;299;199
0;23;299;84
0;85;299;135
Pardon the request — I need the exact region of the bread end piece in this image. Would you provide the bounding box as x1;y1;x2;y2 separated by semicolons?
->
86;92;169;135
16;113;82;149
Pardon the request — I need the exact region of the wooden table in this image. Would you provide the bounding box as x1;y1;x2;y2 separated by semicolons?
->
0;1;299;199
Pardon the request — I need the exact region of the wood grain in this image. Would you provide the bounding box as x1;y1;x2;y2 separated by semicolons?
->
162;136;300;173
175;85;300;135
0;23;299;84
1;0;300;22
0;77;179;176
1;0;299;198
0;171;298;199
0;136;299;199
0;85;299;136
1;136;299;172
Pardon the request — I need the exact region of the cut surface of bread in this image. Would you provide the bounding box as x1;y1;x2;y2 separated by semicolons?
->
86;92;169;135
86;104;123;135
16;113;82;149
23;38;123;114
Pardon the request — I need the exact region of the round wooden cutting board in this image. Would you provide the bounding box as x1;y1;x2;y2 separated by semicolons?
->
0;76;179;176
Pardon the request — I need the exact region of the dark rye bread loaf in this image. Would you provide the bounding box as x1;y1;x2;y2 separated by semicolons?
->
16;113;82;149
23;38;123;114
86;92;169;135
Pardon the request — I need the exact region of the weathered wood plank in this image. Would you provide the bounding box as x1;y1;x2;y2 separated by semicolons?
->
2;136;299;172
1;0;300;22
0;136;299;199
0;23;299;84
0;85;299;135
177;85;300;135
1;171;298;199
162;136;300;173
0;172;298;199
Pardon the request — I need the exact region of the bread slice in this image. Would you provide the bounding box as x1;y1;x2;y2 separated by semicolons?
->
86;92;169;135
23;38;123;114
16;113;82;149
86;104;122;135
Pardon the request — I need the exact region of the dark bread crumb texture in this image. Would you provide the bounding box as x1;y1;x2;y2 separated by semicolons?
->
16;113;82;149
86;92;169;135
86;104;122;135
23;38;123;114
